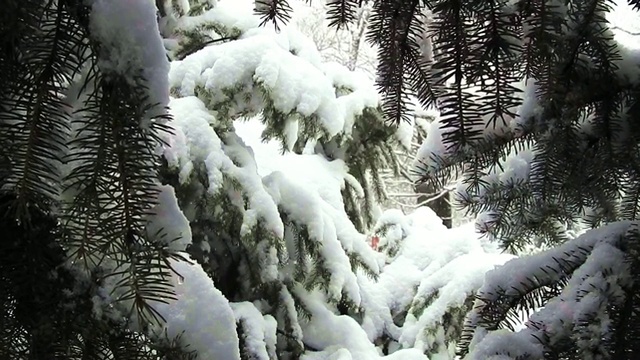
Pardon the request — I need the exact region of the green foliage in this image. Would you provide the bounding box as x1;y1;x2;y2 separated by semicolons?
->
255;0;294;31
458;223;640;359
155;1;423;356
1;0;84;218
257;0;640;358
410;0;640;247
262;0;640;246
0;1;192;358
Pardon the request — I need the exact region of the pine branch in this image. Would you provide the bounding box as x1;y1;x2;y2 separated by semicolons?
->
255;0;293;31
326;0;359;29
1;0;87;222
461;223;637;358
367;0;423;124
61;2;178;329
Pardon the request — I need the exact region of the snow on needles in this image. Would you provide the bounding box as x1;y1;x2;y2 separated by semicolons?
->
163;96;284;239
157;1;526;358
146;185;192;252
168;2;384;147
465;221;636;358
170;33;343;140
237;118;381;301
299;288;427;360
321;62;380;136
358;208;514;357
88;0;170;122
412;83;520;177
231;302;278;360
153;257;241;360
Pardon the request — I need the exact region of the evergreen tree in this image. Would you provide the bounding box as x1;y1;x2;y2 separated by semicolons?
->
13;0;640;358
0;0;405;358
154;1;421;357
3;0;479;358
0;0;195;358
361;207;512;358
278;0;640;358
262;0;640;358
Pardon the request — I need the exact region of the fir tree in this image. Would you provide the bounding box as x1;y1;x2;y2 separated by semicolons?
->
0;0;194;358
0;0;436;358
262;0;640;358
361;207;512;359
276;0;640;358
155;0;416;357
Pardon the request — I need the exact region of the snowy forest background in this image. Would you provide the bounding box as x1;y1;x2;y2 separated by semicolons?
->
3;0;640;359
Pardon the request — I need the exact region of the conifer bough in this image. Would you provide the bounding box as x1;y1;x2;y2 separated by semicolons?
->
261;0;640;358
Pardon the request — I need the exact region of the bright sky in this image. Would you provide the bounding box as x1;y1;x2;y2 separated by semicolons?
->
609;1;640;48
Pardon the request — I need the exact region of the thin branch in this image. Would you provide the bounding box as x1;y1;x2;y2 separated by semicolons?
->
610;25;640;36
414;184;456;208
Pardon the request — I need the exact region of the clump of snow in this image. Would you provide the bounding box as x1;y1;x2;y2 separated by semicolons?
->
395;117;415;150
465;221;636;358
237;117;379;270
358;207;514;356
412;81;523;178
412;118;447;174
369;209;412;261
88;0;170;121
146;185;192;251
298;288;428;360
177;0;257;33
455;147;534;205
231;302;278;360
321;62;380;135
163;96;285;239
169;32;344;139
511;79;541;136
286;28;324;67
153;257;241;360
263;172;365;303
169;2;386;148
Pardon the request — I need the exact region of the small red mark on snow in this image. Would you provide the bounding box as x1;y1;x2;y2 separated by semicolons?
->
371;236;379;251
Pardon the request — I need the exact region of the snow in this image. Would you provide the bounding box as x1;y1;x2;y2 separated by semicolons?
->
169;29;345;139
279;285;305;347
231;302;278;359
395;116;415;150
168;0;391;151
260;207;513;359
263;171;365;302
465;221;635;358
321;62;380;136
478;221;631;301
413;83;522;178
88;0;170;124
413;118;448;174
176;0;257;33
232;113;514;357
357;208;514;356
153;257;241;360
158;0;591;358
510;79;540;136
146;185;192;251
163;96;285;239
234;116;384;301
236;117;378;266
298;288;428;360
454;145;534;234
